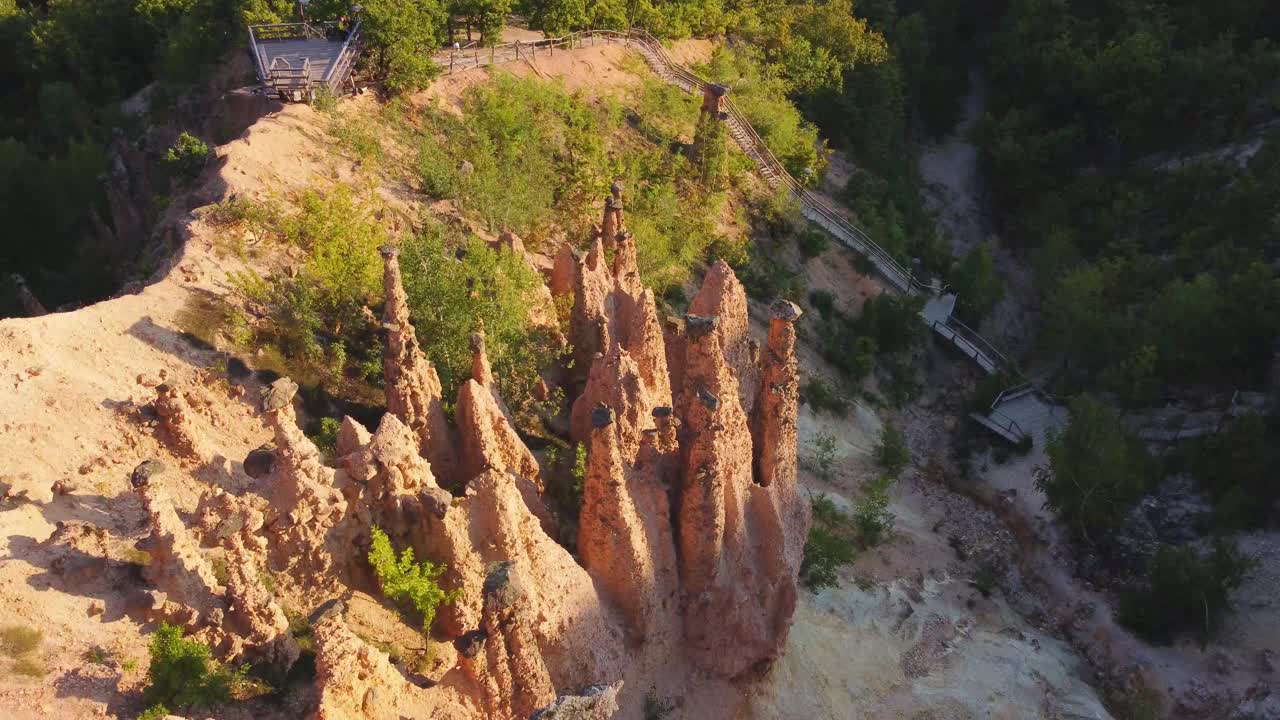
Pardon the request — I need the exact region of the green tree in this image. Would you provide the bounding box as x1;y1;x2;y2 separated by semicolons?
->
1038;266;1124;386
1035;394;1150;540
853;475;895;547
950;241;1003;324
690;112;727;189
1149;273;1223;383
1118;539;1255;646
368;526;461;637
585;0;627;29
1101;345;1158;409
399;226;562;415
800;493;857;590
874;421;909;478
533;0;585;35
360;0;448;93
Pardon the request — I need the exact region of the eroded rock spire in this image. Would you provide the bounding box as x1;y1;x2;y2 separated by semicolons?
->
380;244;458;485
260;378;356;587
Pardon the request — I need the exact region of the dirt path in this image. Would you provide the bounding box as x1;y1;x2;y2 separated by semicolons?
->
917;71;1035;350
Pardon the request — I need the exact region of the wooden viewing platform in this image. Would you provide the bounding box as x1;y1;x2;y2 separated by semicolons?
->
248;21;362;101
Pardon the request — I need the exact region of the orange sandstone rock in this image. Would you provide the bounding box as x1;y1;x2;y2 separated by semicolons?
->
463;562;557;720
152;383;213;464
260;378;357;587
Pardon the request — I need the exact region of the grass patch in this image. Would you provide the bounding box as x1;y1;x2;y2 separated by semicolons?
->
0;626;42;657
82;646;113;666
12;656;46;678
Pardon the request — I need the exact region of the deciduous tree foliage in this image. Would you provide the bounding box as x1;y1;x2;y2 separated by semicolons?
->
1036;395;1150;541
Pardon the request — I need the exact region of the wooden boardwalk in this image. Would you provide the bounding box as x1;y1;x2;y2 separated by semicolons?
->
255;37;346;83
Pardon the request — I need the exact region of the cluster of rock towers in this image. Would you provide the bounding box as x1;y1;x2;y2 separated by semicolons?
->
132;182;809;718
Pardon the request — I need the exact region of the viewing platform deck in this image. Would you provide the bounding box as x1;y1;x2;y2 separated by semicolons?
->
248;21;361;101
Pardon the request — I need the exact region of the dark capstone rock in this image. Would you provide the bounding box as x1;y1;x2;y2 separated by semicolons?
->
482;561;525;610
590;404;614;429
377;244;400;259
130;459;166;488
455;629;487;658
685;314;719;338
652;406;673;418
225;356;251;380
308;598;346;627
469;332;486;353
697;389;720;410
243;445;276;479
770;299;803;322
261;377;299;412
531;682;624;719
610;179;624;196
419;486;453;520
213;513;246;542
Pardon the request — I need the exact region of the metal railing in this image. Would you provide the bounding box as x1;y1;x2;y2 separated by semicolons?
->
248;20;363;95
268;56;312;92
982;409;1026;439
322;19;362;87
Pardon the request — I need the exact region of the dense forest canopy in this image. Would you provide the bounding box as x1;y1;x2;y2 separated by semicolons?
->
3;0;1279;402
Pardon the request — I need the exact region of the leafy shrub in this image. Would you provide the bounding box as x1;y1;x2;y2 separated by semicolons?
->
874;422;910;478
800;377;849;416
1118;540;1255;646
797;229;830;259
141;623;246;711
800;494;857;590
853;476;895;547
544;442;587;550
817;324;877;382
368;526;461;638
310;417;341;459
1171;412;1280;531
702;48;828;182
808;289;835;319
136;706;171;720
643;691;676;720
968;370;1020;414
330;115;386;163
216;187;387;396
737;252;802;302
858;293;926;356
409;74;616;242
805;431;839;480
163;132;209;179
